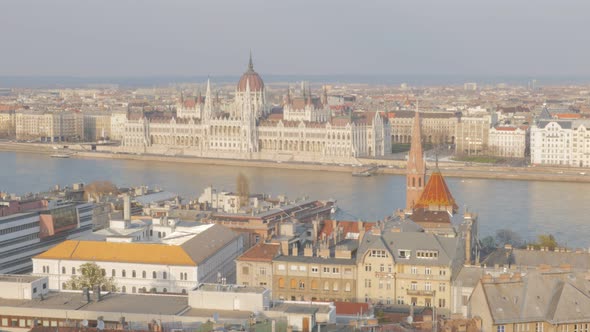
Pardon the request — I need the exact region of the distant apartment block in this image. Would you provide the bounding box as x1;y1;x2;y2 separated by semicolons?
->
15;111;83;142
83;112;111;141
488;126;528;158
389;110;458;145
530;119;590;167
455;109;495;155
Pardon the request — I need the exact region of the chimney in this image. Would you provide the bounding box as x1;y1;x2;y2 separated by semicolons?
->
318;244;330;258
304;244;313;257
82;287;91;303
292;244;298;256
123;195;131;221
93;285;102;302
358;220;365;242
504;244;512;250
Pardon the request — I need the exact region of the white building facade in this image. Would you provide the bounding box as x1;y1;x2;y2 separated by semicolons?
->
488;126;527;158
117;56;390;163
32;224;243;294
531;119;590;167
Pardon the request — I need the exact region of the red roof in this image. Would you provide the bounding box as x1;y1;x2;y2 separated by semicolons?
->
556;113;581;119
237;242;280;262
319;220;372;240
334;302;370;316
414;171;458;212
494;126;518;131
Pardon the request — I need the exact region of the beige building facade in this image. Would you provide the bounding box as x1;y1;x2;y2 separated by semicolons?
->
16;111;83;142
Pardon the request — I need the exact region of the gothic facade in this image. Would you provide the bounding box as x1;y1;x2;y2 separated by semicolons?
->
119;56;391;163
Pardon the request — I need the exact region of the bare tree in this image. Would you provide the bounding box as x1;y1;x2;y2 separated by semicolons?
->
236;173;250;208
84;181;118;201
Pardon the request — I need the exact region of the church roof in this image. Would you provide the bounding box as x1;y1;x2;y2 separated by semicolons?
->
414;170;458;212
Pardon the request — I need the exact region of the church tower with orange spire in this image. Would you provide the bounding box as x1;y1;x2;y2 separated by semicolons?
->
406;108;426;210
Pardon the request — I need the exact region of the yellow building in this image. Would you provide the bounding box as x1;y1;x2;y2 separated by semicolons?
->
272;242;359;302
236;242;280;288
355;222;461;311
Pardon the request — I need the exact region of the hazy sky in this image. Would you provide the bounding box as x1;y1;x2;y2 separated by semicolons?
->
1;0;589;77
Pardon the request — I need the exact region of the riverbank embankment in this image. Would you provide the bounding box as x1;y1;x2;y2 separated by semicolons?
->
1;142;589;183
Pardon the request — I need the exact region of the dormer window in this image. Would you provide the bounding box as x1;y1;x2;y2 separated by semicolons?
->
416;250;439;259
398;250;411;259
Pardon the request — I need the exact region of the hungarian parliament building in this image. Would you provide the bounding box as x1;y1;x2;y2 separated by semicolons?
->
120;56;391;163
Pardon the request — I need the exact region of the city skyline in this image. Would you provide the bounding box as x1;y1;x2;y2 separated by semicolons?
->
1;0;589;78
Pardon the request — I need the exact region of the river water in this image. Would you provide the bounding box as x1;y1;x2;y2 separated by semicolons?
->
1;151;588;247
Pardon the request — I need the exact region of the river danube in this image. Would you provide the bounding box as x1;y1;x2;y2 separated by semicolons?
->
1;151;588;247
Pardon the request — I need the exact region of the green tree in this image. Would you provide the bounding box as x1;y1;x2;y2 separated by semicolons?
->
534;234;559;251
65;262;117;291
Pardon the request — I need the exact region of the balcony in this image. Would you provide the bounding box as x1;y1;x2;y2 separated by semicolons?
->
407;289;435;296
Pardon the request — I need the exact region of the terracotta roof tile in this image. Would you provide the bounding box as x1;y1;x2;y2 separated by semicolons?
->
237;242;280;262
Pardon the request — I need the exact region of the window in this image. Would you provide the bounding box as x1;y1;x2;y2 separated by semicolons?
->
122;270;126;277
425;268;432;275
332;267;339;274
370;250;388;257
278;278;285;288
380;264;385;272
259;267;267;276
299;266;306;272
112;269;116;277
345;282;351;292
410;282;418;290
439;283;446;292
152;271;157;279
278;264;286;271
299;280;305;289
397;296;404;305
440;269;446;276
387;280;392;290
290;279;297;289
62;267;66;274
324;281;330;290
365;279;371;288
399;250;411;259
411;266;418;274
142;271;146;278
439;298;446;308
311;267;319;273
242;266;249;275
311;280;319;290
33;287;37;294
72;267;76;275
290;265;298;271
379;280;383;289
132;270;136;278
122;286;126;293
101;269;106;276
163;272;167;280
498;326;505;332
365;264;372;272
425;282;431;291
536;323;544;332
323;267;330;273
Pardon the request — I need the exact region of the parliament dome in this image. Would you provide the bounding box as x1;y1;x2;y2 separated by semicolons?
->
237;55;264;92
